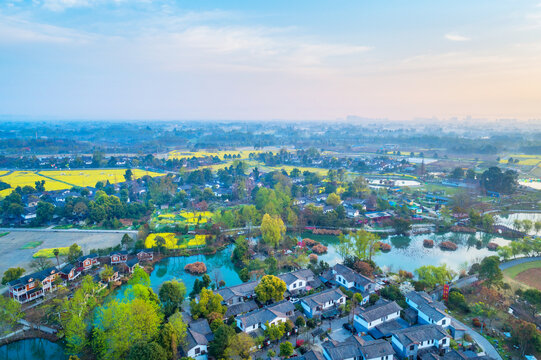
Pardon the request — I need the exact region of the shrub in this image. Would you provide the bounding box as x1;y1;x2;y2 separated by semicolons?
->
184;262;207;274
311;244;328;254
439;241;458;251
423;239;434;248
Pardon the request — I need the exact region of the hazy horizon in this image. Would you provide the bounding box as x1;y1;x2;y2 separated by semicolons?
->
2;0;541;121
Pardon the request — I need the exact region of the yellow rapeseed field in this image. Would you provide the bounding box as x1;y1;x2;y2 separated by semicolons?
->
33;247;70;258
168;149;273;160
0;169;165;197
145;233;207;249
0;171;67;197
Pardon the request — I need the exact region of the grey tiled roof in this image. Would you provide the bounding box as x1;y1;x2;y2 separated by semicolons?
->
322;338;363;360
406;291;448;321
391;324;448;346
216;280;258;302
185;319;213;350
356;300;402;322
8;266;58;287
237;300;295;328
333;264;373;287
225;299;259;318
301;288;345;309
360;339;396;359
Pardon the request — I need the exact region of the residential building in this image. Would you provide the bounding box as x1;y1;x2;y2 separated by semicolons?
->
323;264;375;302
236;300;295;333
391;324;450;359
136;249;154;262
322;335;395;360
405;291;450;328
110;250;128;265
78;254;100;271
8;266;62;304
300;288;346;318
60;263;81;282
278;269;322;295
354;299;403;335
216;280;258;305
183;319;214;360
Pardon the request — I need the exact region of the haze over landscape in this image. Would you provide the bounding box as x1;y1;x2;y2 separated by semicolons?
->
3;2;541;360
1;0;541;121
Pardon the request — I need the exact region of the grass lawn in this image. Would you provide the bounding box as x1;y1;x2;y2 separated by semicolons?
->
502;260;541;279
19;240;43;249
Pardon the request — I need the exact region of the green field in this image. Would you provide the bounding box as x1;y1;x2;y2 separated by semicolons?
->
502;260;541;279
19;240;43;249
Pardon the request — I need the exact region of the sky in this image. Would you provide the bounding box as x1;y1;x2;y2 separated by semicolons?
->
1;0;541;121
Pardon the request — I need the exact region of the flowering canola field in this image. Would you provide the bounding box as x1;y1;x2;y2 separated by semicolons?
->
0;169;165;197
145;233;207;249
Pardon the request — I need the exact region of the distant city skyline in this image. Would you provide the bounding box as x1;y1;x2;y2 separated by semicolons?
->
1;0;541;121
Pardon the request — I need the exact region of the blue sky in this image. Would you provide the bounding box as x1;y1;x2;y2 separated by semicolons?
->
1;0;541;121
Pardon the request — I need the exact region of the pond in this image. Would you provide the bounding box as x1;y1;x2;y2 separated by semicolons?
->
314;232;511;274
0;339;66;360
111;245;242;302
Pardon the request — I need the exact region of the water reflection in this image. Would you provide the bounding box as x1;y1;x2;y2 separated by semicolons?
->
0;339;65;360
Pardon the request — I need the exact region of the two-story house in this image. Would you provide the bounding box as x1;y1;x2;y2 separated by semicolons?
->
322;264;375;304
391;324;450;359
110;251;128;265
354;299;403;337
8;266;62;304
405;291;450;328
60;263;81;282
136;249;154;262
78;254;100;271
278;269;322;295
236;300;295;333
300;288;346;318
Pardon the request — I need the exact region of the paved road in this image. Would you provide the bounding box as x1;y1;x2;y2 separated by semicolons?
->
0;227;137;234
451;317;503;360
499;256;541;270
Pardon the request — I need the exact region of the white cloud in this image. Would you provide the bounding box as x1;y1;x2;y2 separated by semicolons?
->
444;33;470;42
0;14;92;43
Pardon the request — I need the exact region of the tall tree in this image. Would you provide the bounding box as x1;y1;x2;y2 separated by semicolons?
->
159;279;187;317
260;213;285;249
254;275;287;303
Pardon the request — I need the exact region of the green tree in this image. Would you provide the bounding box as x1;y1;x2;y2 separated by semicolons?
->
478;256;502;286
415;265;455;289
279;341;294;357
209;324;235;359
93;298;163;359
1;267;25;285
535;221;541;234
121;234;134;249
261;214;286;248
127;342;167;360
224;333;256;360
264;322;285;341
0;296;23;335
326;193;341;207
239;268;250;282
255;275;287;303
159;279;187;317
190;288;225;319
128;266;151;287
68;243;83;263
295;316;305;328
36;201;55;224
471;302;497;334
53;248;60;266
100;265;115;283
124;169;133;182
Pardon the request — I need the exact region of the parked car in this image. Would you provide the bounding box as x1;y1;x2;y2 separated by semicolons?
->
289;297;299;303
342;323;354;333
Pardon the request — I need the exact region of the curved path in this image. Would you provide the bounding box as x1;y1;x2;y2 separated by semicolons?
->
451;317;502;360
499;256;541;270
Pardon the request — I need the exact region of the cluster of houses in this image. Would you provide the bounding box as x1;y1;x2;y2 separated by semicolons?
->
7;249;154;304
182;263;492;360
